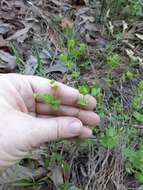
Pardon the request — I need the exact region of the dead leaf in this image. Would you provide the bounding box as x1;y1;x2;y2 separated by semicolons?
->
0;23;10;34
46;61;67;74
80;15;95;23
122;20;128;34
6;26;32;43
0;165;47;185
61;17;73;29
50;165;63;187
135;33;143;41
0;36;9;47
75;7;89;16
0;50;16;72
24;55;37;75
123;28;135;40
84;22;98;31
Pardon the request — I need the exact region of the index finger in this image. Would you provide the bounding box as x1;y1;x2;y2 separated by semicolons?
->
26;75;97;110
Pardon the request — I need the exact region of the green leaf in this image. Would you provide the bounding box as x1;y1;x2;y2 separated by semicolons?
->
68;39;76;49
126;71;134;79
107;53;121;68
79;43;86;54
59;53;68;62
133;111;143;123
79;85;90;95
33;93;60;110
71;71;80;79
10;178;33;187
64;61;74;70
51;99;61;109
100;127;119;149
135;172;143;183
78;98;88;106
91;87;101;97
138;80;143;90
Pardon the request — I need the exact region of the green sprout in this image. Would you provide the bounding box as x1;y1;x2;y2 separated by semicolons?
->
124;145;143;182
138;80;143;90
78;85;90;95
126;71;134;79
78;98;88;106
33;93;60;110
100;127;119;149
107;53;121;68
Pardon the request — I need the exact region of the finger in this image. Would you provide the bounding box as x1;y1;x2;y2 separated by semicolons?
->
36;115;54;119
26;75;97;110
36;103;100;126
26;116;92;148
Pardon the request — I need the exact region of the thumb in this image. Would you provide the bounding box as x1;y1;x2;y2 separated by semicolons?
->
27;116;92;148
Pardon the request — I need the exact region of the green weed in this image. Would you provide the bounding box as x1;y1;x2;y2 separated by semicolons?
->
33;93;60;110
89;0;142;20
100;127;120;149
124;144;143;182
138;80;143;90
126;71;134;79
59;31;88;80
78;98;88;106
11;45;24;73
107;53;121;68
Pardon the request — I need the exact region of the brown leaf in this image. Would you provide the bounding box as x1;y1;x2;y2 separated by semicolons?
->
0;164;47;185
0;36;9;48
6;26;32;43
0;23;10;34
61;17;73;29
50;165;64;187
46;61;67;74
0;50;16;72
24;55;37;75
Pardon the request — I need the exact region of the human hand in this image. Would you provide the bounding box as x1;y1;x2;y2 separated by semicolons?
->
0;74;100;171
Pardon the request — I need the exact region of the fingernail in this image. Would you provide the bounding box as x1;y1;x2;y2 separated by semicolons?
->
68;122;81;134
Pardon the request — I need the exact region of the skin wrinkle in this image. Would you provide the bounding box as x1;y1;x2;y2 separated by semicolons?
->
19;76;35;113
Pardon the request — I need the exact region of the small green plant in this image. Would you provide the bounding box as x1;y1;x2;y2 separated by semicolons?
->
71;71;80;79
79;85;90;95
133;111;143;123
11;44;24;73
100;127;120;149
59;35;87;80
33;93;60;110
34;46;45;76
126;71;134;79
132;92;143;111
138;80;143;90
78;85;90;106
107;53;121;68
124;144;143;182
122;0;142;17
132;90;143;123
78;98;88;106
10;178;34;188
90;83;102;99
